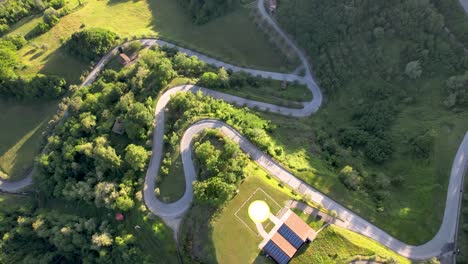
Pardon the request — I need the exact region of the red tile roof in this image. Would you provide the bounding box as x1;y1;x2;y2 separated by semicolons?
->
284;211;313;241
271;233;297;257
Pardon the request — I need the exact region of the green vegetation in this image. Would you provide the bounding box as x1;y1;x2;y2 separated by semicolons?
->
0;99;58;180
457;172;468;264
0;36;67;100
180;134;410;263
192;129;249;206
178;0;235;25
0;192;177;263
0;0;67;35
158;90;277;202
291;227;410;264
180;132;299;263
66;27;117;61
433;0;468;46
8;0;289;82
272;0;468;244
199;68;312;107
35;47;180;211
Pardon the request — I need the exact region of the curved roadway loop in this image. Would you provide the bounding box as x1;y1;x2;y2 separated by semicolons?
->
0;0;466;261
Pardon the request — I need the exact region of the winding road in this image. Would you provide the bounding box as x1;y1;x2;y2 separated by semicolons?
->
1;0;467;261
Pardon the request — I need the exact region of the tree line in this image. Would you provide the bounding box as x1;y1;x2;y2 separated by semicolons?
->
0;0;66;36
0;209;149;263
0;36;67;100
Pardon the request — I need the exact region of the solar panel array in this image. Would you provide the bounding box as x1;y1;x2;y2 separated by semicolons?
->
264;240;291;264
278;224;304;249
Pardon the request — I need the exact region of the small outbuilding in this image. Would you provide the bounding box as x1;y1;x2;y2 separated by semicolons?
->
118;53;131;65
259;209;316;264
268;0;277;13
112;119;125;135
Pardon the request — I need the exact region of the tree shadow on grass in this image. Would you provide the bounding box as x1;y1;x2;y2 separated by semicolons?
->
179;204;219;263
106;0;140;6
0;119;46;181
29;50;46;61
39;44;89;84
252;252;274;264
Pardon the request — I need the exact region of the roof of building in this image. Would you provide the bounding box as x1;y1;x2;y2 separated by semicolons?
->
112;119;125;135
284;211;314;241
263;240;290;264
259;209;316;264
115;213;124;221
118;53;131;64
271;233;296;257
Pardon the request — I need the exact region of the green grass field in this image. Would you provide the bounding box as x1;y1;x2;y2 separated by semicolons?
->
234;187;284;234
255;76;468;244
209;80;312;108
0;99;58;181
9;0;291;83
209;163;410;264
211;164;300;264
291;226;410;264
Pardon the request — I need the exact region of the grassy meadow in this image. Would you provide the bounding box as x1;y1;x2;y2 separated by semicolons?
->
0;99;58;181
9;0;291;83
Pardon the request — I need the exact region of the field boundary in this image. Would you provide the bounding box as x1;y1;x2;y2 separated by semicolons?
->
234;187;282;236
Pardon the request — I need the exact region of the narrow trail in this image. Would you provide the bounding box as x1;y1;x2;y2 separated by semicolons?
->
1;0;467;261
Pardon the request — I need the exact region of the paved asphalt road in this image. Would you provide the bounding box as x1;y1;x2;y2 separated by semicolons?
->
1;0;467;261
459;0;468;13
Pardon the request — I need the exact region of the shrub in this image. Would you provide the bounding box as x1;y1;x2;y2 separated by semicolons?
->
43;7;60;26
49;0;65;9
67;28;117;60
338;165;361;191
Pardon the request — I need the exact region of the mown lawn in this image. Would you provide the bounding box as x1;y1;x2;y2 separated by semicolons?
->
209;163;410;264
211;163;301;264
10;0;291;83
0;99;58;181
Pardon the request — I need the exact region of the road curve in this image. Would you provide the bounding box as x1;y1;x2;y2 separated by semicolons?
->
0;171;33;193
143;82;468;260
1;0;466;261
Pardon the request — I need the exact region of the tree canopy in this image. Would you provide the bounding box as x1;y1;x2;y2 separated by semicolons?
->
67;28;117;61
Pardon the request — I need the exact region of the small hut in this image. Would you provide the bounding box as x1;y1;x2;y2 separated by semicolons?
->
118;53;131;65
268;0;277;13
112;119;125;135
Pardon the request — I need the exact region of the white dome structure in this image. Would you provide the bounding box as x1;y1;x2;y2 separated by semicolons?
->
248;200;271;223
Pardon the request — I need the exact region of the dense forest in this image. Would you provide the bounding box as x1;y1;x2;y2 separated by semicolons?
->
276;0;467;187
0;209;148;263
178;0;235;24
